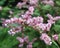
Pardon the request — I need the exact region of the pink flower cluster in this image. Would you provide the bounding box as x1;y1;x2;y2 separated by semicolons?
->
3;5;60;46
52;34;58;41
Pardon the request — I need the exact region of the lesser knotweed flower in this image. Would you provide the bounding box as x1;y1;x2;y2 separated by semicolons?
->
40;33;52;45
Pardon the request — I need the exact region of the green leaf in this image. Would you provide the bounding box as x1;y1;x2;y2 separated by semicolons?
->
42;5;52;10
53;25;60;33
56;1;60;6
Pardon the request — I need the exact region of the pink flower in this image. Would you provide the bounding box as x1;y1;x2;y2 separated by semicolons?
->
40;33;52;45
47;14;53;20
23;6;35;15
47;14;60;24
52;34;58;40
46;23;52;31
28;6;34;12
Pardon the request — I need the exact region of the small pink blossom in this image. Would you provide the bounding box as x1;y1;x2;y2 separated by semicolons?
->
47;14;53;20
46;23;52;31
40;33;52;45
28;6;34;12
47;14;60;24
52;34;58;40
